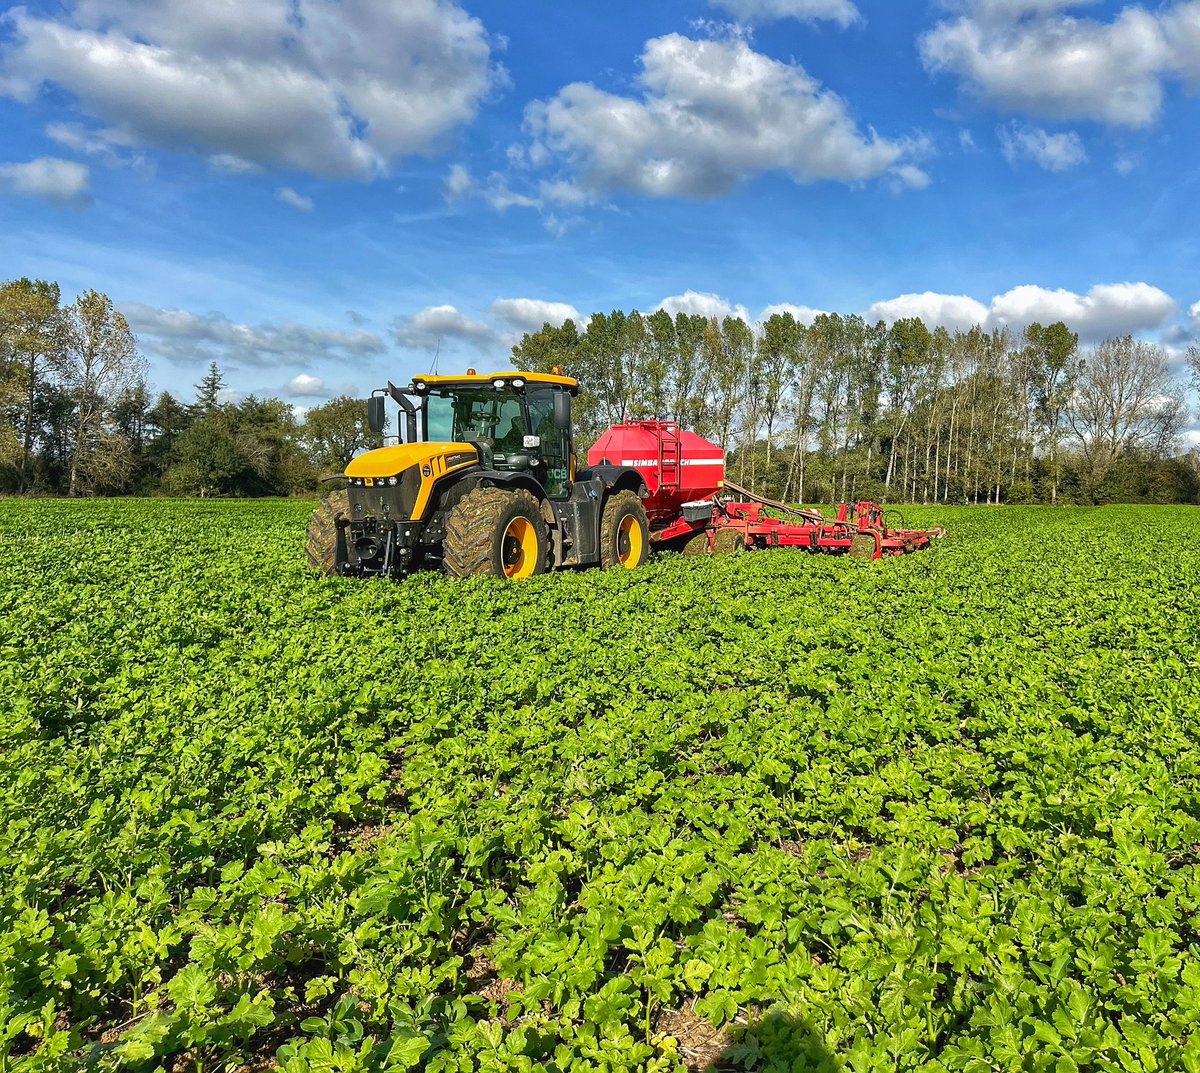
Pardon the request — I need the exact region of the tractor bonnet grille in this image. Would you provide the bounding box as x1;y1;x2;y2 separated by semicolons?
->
350;465;423;522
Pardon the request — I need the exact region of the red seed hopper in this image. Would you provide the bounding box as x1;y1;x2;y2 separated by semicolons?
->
589;421;725;525
588;420;945;559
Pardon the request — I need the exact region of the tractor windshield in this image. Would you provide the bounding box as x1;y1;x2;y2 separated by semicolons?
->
425;388;525;452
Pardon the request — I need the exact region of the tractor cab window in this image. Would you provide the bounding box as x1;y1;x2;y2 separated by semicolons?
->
526;387;570;497
425;388;531;471
426;389;523;447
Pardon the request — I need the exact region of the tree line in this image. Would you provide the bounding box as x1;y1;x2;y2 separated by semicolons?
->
5;276;1198;503
0;278;381;496
512;309;1200;505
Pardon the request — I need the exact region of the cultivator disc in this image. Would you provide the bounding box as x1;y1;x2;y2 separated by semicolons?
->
849;533;877;559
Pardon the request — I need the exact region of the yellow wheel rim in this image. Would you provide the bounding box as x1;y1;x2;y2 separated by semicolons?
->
617;514;644;569
501;517;538;579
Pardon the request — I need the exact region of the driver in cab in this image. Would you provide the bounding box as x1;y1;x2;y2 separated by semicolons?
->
494;414;531;470
497;415;525;454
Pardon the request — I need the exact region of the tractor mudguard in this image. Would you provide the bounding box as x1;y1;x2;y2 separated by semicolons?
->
574;464;647;499
470;469;547;500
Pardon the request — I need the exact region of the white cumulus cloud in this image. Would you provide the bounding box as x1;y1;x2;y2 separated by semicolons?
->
707;0;861;27
920;0;1200;128
444;163;474;201
890;164;932;190
0;0;504;178
209;154;263;176
0;156;90;205
276;187;314;212
482;175;541;211
490;298;584;334
45;121;110;156
657;290;752;323
998;123;1087;170
867;282;1177;339
867;293;993;332
523;33;921;200
287;373;327;397
122;303;385;367
759;302;829;325
393;305;497;352
988;282;1177;337
45;120;154;174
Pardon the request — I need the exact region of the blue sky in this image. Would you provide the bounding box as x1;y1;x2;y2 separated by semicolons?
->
1;0;1198;426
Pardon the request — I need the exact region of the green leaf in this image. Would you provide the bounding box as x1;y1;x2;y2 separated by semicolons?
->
115;1013;171;1064
168;964;217;1011
384;1034;431;1070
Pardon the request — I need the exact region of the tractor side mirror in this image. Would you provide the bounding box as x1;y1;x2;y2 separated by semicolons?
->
553;391;571;432
366;395;386;434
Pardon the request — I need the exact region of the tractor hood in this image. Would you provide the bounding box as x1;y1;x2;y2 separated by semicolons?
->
345;443;477;480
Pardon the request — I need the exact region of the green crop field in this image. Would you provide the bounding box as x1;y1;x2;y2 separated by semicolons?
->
2;501;1199;1073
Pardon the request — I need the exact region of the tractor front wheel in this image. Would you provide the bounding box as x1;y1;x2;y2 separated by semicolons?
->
306;490;349;574
600;490;650;570
443;487;549;580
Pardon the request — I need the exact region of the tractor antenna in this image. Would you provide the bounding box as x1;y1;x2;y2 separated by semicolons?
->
429;337;441;375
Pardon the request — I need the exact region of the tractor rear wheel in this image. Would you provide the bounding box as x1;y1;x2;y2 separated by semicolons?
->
711;528;746;555
600;490;650;570
849;533;877;559
443;487;549;580
306;490;350;574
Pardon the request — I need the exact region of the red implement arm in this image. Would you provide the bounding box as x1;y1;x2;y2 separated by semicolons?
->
655;482;945;559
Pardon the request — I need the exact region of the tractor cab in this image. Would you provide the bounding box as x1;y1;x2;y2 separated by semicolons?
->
419;373;574;496
367;370;576;496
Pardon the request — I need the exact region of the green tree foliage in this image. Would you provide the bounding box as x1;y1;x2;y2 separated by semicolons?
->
513;307;1193;505
1024;321;1081;505
63;289;145;496
193;361;225;414
0;275;329;498
1067;336;1186;497
0;278;68;491
165;412;245;497
165;395;313;497
302;395;384;472
0;337;20;475
3;276;1196;503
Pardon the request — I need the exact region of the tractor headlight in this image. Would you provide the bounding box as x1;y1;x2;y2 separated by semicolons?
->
388;476;398;486
492;378;505;389
512;377;525;388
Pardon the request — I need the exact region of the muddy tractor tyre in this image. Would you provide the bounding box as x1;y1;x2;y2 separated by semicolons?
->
443;487;549;580
849;533;878;560
306;490;350;574
682;532;711;556
711;528;747;556
599;490;651;570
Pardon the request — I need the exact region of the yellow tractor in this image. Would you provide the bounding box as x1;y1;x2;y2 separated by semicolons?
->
305;370;650;579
